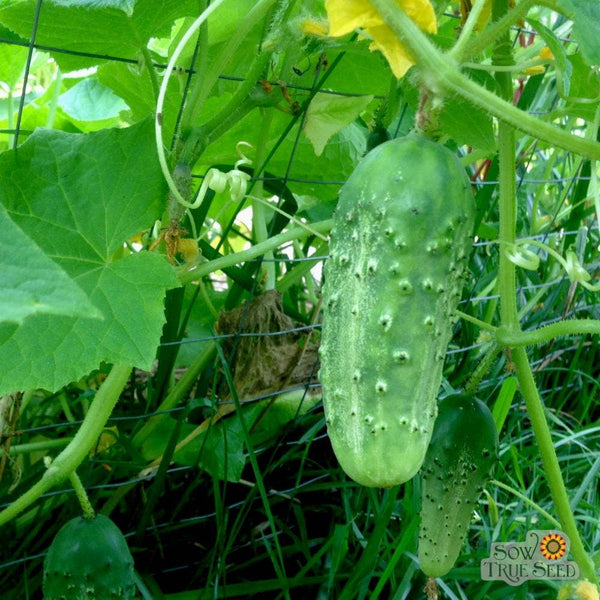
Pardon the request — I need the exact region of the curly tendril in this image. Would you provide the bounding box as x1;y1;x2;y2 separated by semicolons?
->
154;0;229;206
504;239;600;291
174;141;327;245
503;242;540;270
180;141;253;210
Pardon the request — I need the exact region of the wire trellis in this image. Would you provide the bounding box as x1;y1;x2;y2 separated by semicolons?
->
0;2;599;598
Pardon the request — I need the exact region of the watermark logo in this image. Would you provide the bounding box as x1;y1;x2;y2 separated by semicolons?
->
481;530;579;586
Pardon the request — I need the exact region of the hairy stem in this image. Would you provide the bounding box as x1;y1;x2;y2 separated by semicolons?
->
496;319;600;346
456;0;539;61
178;51;273;166
511;346;598;584
252;109;277;289
69;470;95;519
490;0;597;584
155;0;230;205
367;0;600;161
0;364;131;527
179;0;278;134
497;127;519;328
447;0;493;63
464;342;503;397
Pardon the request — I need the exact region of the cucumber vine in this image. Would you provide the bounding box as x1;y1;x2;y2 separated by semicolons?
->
1;0;599;595
370;0;600;586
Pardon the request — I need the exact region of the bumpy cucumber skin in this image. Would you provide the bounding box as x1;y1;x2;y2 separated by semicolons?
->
419;394;499;578
43;514;135;600
319;135;475;487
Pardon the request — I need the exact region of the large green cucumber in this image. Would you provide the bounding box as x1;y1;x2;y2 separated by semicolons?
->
43;514;135;599
318;135;475;487
419;393;498;578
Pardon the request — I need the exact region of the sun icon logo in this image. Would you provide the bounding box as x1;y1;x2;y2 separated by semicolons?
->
539;533;567;560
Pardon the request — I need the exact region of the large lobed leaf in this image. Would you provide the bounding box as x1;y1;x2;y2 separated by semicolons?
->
0;204;101;325
0;0;200;70
0;119;178;394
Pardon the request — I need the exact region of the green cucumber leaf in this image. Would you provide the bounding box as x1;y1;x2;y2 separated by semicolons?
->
437;68;496;152
58;77;129;126
0;0;200;70
558;0;600;66
0;25;28;88
563;51;600;121
50;0;136;13
271;119;366;199
97;60;182;139
438;94;495;152
0;204;101;324
139;389;319;481
303;91;374;157
0;119;178;394
318;45;392;97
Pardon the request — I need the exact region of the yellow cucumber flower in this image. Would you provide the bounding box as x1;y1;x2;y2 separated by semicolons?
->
325;0;437;78
524;46;554;75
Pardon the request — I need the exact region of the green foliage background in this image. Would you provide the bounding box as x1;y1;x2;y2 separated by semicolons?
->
0;0;599;598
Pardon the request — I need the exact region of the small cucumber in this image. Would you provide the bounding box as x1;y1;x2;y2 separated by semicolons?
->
319;135;475;487
43;514;135;599
419;393;499;578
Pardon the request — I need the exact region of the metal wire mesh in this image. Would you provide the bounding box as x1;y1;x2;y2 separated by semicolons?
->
0;3;599;597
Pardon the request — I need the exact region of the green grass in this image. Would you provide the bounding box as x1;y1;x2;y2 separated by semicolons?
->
1;316;598;598
1;4;599;599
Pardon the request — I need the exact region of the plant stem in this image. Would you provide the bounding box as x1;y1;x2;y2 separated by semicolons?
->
1;438;71;455
496;319;600;346
511;346;598;584
456;309;497;332
497;127;519;328
490;0;597;584
69;470;95;519
367;0;600;161
0;364;131;527
447;0;492;63
589;103;600;233
155;0;230;204
177;218;332;285
464;342;503;397
457;0;539;61
178;0;278;135
132;342;217;449
252;109;277;290
5;85;14;149
178;51;273;166
277;240;327;294
45;67;62;129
